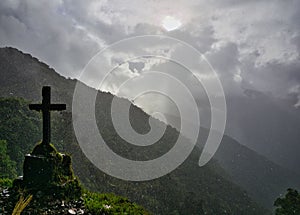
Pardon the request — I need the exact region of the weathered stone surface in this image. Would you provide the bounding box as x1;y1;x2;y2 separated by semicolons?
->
13;142;82;200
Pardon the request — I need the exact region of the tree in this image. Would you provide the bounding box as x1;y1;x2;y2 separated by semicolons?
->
0;140;17;179
274;188;300;215
0;97;41;174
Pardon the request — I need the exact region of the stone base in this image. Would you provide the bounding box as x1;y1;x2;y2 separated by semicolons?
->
13;142;82;200
23;154;55;187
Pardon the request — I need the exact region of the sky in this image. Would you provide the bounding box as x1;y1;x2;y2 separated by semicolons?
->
0;0;300;110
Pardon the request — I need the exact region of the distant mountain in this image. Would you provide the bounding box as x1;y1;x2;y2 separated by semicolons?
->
161;113;300;209
214;135;300;209
165;87;300;176
0;46;281;214
225;90;300;174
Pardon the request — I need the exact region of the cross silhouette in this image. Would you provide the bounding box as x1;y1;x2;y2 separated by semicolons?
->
29;86;66;145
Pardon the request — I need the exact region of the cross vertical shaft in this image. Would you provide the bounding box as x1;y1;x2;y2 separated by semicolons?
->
42;87;51;145
29;86;66;145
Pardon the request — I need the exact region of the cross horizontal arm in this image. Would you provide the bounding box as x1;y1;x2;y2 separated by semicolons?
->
50;104;66;111
29;104;42;111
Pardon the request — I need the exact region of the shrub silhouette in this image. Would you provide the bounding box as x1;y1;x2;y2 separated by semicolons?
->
274;188;300;215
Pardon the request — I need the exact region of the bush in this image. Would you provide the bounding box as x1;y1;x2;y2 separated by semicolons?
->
0;178;13;188
0;140;17;179
274;188;300;215
83;191;150;215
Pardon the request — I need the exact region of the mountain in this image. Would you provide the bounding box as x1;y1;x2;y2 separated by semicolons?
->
0;97;268;215
0;47;76;105
160;113;300;209
214;135;300;209
225;91;300;174
0;46;278;214
164;88;300;176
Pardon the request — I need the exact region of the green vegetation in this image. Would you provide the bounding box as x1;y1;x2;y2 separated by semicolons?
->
0;178;13;187
0;92;267;214
0;97;41;174
0;140;17;179
0;177;150;214
83;191;150;215
274;188;300;215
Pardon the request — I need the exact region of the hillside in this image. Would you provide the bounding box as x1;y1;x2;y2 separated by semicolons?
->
214;135;300;209
0;47;275;214
225;92;300;174
0;97;268;214
152;111;300;209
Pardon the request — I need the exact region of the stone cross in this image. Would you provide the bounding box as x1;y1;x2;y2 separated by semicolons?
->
29;86;66;145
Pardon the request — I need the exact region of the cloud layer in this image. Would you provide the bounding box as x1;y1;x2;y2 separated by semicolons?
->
0;0;300;106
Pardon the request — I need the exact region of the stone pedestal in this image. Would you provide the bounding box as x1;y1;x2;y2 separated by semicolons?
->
23;154;53;187
13;142;82;200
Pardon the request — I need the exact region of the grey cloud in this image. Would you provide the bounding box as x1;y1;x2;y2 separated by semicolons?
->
128;61;145;73
0;0;299;107
0;0;113;77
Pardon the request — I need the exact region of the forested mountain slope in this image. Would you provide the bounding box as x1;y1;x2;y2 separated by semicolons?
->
0;46;291;214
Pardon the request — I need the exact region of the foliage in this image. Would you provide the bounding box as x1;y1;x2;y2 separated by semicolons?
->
0;178;13;187
0;97;41;174
12;194;33;215
274;188;300;215
0;140;17;178
83;191;150;215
